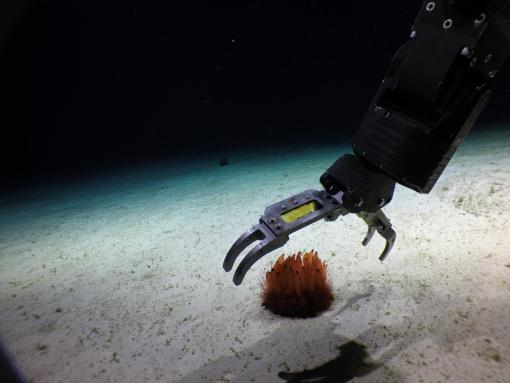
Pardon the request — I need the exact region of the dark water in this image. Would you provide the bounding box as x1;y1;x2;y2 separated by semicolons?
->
2;0;509;191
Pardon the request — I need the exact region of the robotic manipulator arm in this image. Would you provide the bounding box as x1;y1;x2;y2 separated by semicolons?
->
224;0;510;285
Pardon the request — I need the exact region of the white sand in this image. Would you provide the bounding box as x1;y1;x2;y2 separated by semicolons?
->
1;127;509;382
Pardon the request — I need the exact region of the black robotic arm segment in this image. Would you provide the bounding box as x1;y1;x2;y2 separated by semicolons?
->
350;0;510;193
320;154;396;213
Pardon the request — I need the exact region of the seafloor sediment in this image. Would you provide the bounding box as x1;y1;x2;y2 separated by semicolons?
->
0;126;509;382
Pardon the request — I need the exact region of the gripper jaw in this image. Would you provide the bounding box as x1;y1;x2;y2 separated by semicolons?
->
223;189;396;285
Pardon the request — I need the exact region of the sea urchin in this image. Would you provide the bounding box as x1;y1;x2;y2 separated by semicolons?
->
260;250;334;318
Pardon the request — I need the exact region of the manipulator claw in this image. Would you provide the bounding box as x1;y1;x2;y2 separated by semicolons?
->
223;153;399;285
357;209;396;261
320;153;397;260
223;189;349;285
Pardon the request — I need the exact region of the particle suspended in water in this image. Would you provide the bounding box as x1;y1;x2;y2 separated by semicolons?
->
260;250;334;318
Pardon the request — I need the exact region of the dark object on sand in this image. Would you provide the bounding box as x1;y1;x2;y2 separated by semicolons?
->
219;157;229;166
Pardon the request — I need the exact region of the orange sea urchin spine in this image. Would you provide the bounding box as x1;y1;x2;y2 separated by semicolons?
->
260;250;333;318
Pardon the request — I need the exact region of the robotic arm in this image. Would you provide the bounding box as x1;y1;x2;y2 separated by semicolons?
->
224;0;510;285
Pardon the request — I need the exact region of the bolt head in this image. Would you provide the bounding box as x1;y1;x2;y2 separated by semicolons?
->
443;19;453;29
475;13;486;26
460;47;471;57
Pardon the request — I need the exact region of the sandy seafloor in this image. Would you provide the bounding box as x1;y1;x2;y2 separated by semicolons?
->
1;126;509;383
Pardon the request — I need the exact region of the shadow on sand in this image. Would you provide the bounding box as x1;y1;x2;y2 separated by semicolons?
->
171;286;413;382
277;340;381;382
